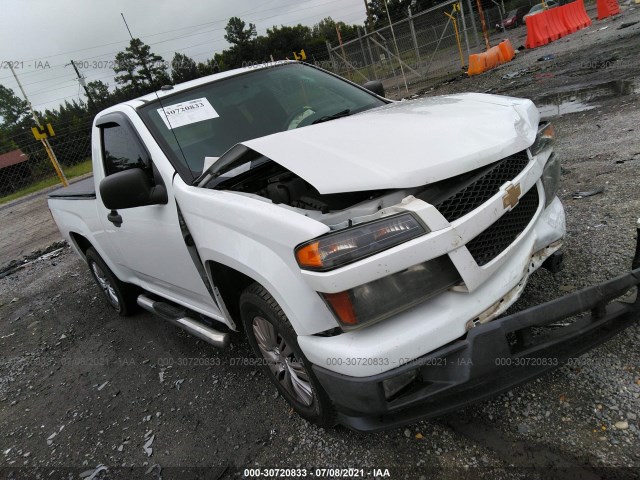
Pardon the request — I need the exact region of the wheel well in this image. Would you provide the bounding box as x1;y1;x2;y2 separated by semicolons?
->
69;232;92;257
207;262;255;329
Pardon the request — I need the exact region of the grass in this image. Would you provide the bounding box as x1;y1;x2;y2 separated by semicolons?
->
0;159;93;205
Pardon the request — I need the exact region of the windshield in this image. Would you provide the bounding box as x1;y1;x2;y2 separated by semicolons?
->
138;63;386;181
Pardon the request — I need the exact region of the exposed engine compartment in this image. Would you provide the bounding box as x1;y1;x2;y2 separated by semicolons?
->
214;160;385;213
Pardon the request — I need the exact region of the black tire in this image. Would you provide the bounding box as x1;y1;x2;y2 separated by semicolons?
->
240;283;336;428
86;247;139;316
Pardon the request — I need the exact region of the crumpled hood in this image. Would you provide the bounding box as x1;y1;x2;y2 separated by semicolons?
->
242;92;539;194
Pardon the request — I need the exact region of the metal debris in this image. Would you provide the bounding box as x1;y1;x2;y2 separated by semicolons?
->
572;187;605;199
174;379;185;390
46;425;65;446
97;381;109;391
143;430;155;457
80;465;108;479
145;463;163;478
618;21;639;30
159;370;165;383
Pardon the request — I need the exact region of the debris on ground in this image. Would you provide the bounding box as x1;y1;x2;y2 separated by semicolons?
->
143;430;155;457
538;54;555;62
572;187;605;199
502;70;527;80
80;465;108;480
617;21;639;29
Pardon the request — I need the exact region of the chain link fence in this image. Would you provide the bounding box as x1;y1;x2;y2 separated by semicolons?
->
319;0;478;98
313;0;548;98
0;118;93;204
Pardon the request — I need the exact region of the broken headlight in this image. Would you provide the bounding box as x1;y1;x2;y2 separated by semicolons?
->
530;122;555;156
321;255;461;329
295;213;427;271
542;153;561;207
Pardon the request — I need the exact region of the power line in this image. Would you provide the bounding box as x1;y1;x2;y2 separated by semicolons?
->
10;2;367;109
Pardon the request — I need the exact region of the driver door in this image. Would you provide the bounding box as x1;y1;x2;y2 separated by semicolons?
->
95;113;220;316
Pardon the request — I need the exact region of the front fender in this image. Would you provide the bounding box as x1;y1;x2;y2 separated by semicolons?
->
174;178;338;335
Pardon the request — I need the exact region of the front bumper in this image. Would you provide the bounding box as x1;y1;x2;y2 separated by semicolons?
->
313;230;640;432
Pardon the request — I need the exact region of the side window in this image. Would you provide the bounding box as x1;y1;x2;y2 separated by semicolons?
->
101;123;151;177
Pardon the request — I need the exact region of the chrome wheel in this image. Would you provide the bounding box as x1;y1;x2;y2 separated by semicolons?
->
91;262;120;310
252;316;314;406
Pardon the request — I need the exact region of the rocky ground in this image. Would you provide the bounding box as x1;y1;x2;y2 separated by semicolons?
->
1;4;639;480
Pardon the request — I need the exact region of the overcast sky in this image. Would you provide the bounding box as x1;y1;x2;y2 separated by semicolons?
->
0;0;366;113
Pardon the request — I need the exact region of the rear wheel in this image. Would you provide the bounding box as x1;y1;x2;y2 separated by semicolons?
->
86;247;138;316
240;283;335;428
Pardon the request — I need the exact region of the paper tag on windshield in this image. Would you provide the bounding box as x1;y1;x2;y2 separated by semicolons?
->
157;98;219;129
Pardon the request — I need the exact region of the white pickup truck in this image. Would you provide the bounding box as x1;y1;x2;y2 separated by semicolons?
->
48;61;640;431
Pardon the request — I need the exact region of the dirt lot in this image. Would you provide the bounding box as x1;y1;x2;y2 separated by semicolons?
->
1;5;640;480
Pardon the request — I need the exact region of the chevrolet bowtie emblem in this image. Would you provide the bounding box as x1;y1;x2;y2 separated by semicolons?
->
503;183;521;210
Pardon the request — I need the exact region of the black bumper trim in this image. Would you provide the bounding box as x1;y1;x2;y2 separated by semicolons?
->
313;230;640;432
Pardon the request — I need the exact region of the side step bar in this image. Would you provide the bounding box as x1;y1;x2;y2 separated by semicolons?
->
137;294;229;348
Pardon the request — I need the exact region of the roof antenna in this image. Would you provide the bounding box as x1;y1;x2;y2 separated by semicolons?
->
120;12;191;180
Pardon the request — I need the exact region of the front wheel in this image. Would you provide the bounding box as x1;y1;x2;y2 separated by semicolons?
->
86;247;138;316
240;283;335;428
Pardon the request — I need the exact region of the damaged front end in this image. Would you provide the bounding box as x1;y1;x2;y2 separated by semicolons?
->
312;226;640;432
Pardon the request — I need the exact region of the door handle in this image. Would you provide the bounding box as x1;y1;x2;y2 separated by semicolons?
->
107;210;123;227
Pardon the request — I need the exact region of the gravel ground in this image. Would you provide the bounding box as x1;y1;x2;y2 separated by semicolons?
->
1;5;639;479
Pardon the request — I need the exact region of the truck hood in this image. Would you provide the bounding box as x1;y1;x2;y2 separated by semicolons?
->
242;92;539;194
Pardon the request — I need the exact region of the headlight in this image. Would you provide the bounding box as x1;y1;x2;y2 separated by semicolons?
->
322;255;461;329
530;122;555;156
542;153;561;207
295;213;426;271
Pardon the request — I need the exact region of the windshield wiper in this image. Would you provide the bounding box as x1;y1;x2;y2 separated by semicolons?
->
312;109;352;124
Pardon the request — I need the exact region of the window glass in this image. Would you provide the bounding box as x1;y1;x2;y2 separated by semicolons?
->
138;63;386;179
102;124;150;176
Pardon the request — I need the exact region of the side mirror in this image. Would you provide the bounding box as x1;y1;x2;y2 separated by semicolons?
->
363;80;385;98
99;168;167;210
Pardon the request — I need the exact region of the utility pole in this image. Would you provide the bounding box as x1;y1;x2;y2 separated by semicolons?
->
68;60;94;106
8;64;68;187
475;0;491;49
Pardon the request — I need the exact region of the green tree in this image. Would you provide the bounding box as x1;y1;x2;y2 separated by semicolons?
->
261;24;311;60
0;127;18;153
223;17;258;67
0;85;29;127
170;53;199;84
366;0;409;28
113;38;169;93
197;57;222;76
85;80;112;111
224;17;257;47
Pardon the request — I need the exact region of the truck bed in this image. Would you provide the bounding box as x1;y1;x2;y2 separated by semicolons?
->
48;177;96;200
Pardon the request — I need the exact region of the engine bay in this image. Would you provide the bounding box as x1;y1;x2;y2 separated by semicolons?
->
213;160;384;213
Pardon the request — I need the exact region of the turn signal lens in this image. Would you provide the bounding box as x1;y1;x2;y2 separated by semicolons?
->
295;213;426;271
323;292;357;325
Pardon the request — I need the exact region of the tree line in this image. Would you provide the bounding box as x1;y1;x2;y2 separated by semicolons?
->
0;0;462;159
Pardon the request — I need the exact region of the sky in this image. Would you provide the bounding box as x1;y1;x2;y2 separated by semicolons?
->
0;0;367;113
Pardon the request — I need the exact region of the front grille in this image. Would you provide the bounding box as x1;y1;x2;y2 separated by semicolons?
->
434;153;530;222
466;186;540;266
